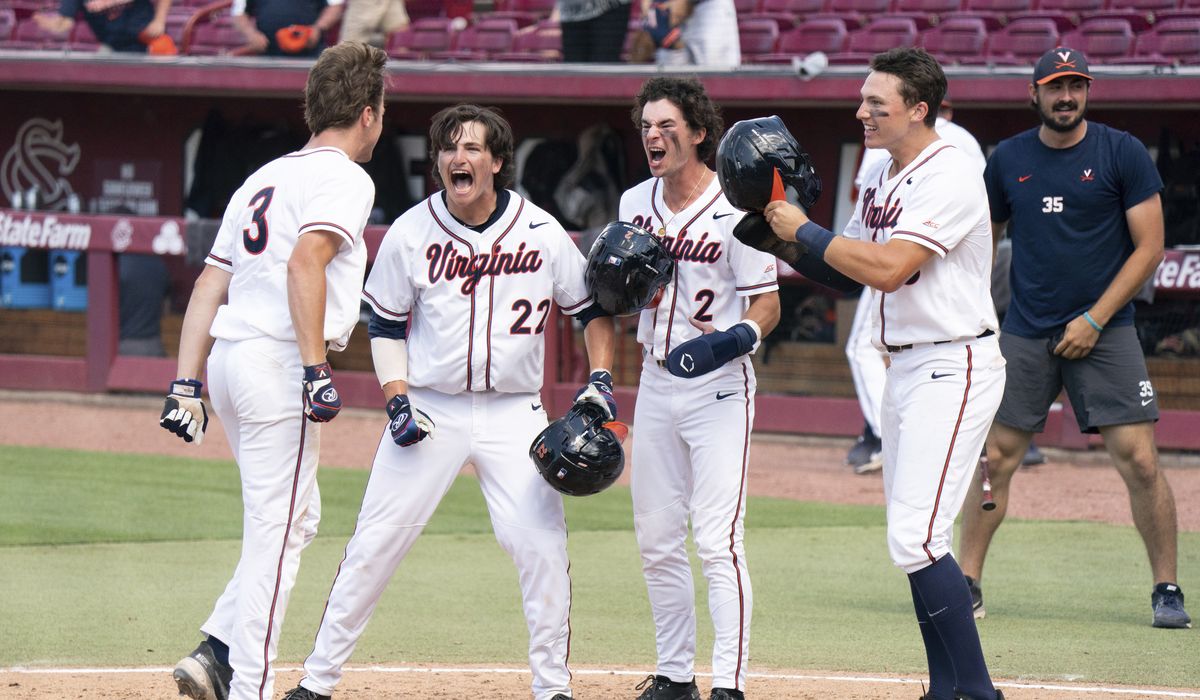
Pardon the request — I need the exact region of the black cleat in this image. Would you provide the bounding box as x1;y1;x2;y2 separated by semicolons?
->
711;689;745;700
965;575;985;620
281;686;331;700
173;640;231;700
635;674;702;700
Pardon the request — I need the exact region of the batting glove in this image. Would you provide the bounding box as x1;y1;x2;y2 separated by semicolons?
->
574;370;617;420
386;394;435;447
667;322;758;379
160;378;208;444
302;362;342;423
643;1;683;48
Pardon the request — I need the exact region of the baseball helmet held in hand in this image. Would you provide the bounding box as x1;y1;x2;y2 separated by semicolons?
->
585;220;675;317
530;401;628;497
717;115;822;213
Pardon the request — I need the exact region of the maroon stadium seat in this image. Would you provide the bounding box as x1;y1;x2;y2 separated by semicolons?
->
738;16;781;57
493;20;562;62
943;0;1033;29
69;18;99;51
751;16;849;63
187;20;247;56
964;16;1059;65
386;17;462;60
1132;17;1200;64
921;15;988;64
1061;17;1135;63
486;0;556;28
7;0;55;21
753;0;826;29
734;0;763;14
8;16;70;49
0;9;16;42
827;16;919;65
809;0;891;29
431;17;520;60
1010;0;1101;31
891;0;961;29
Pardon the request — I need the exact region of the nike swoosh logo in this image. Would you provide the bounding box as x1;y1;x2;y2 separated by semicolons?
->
529;221;549;229
1142;398;1154;406
931;371;956;379
713;212;734;220
532;403;543;411
1018;175;1032;182
716;391;736;400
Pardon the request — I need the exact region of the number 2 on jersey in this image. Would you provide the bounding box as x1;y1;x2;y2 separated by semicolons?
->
511;298;551;335
243;186;275;254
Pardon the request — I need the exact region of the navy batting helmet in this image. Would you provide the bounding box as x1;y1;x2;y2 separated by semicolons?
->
716;115;821;213
530;401;628;497
585;220;675;317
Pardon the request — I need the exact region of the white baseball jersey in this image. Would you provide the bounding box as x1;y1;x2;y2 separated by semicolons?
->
846;140;998;350
207;146;374;351
362;190;591;394
619;176;779;359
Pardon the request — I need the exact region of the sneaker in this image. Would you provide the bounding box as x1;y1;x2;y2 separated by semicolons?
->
853;449;883;475
281;687;331;700
634;674;702;700
846;434;882;469
173;640;232;700
1152;583;1192;628
965;575;986;620
711;689;745;700
1021;442;1045;467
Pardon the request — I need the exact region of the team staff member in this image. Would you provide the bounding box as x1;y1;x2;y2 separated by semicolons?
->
624;77;780;700
161;42;387;700
959;47;1191;629
766;48;1005;700
281;104;617;700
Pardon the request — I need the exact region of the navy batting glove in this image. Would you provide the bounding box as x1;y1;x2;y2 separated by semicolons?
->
667;323;758;379
386;394;435;447
574;370;617;420
160;378;208;444
302;362;341;423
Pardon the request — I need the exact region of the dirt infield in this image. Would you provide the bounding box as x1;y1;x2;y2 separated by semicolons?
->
2;391;1198;699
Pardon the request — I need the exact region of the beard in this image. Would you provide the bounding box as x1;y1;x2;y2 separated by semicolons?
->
1035;98;1087;133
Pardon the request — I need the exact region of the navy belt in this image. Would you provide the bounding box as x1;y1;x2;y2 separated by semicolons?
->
886;329;994;353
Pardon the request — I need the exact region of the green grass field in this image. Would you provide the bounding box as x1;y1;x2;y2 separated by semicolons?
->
1;446;1197;689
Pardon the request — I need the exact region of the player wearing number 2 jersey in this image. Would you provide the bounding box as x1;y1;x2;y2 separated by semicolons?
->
282;104;616;700
622;77;780;700
161;42;387;700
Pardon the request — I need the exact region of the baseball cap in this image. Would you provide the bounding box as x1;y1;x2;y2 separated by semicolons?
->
1033;47;1092;85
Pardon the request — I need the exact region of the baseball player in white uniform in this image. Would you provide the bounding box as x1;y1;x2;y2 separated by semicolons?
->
845;98;987;474
160;42;388;700
281;104;616;700
623;77;780;700
765;49;1005;700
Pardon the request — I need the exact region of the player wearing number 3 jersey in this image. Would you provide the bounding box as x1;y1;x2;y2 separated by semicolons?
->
282;104;616;700
162;42;387;700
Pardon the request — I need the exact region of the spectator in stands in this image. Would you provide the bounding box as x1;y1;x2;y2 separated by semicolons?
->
960;47;1191;630
555;0;632;63
641;0;739;67
34;0;174;53
118;253;170;357
232;0;344;57
340;0;408;48
843;95;987;475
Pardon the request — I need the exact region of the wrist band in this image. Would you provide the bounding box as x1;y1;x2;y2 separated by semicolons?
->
794;221;836;259
1083;312;1104;332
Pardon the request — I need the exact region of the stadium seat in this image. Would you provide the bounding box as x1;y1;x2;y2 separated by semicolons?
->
891;0;962;29
1158;0;1200;22
752;0;826;30
1095;0;1175;30
186;20;248;55
734;0;763;12
493;20;562;62
1062;17;1135;63
1132;17;1200;64
486;0;556;28
7;0;54;20
7;17;70;49
921;15;988;64
0;9;16;42
809;0;891;29
964;16;1059;65
1009;0;1102;31
385;16;462;60
431;17;520;60
751;16;849;64
69;19;99;51
738;16;781;57
944;0;1034;29
827;16;919;65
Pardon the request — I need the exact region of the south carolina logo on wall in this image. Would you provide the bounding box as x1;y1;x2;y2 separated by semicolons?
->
1;118;81;211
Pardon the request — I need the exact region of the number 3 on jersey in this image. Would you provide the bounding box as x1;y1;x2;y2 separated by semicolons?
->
243;186;275;254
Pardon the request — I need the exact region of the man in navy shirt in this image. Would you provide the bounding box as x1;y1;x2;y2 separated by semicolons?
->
231;0;343;57
960;47;1191;629
34;0;172;53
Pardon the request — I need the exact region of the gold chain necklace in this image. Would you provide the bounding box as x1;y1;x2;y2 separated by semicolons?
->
658;171;709;236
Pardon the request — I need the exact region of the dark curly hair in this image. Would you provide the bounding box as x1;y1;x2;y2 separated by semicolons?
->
428;104;516;191
631;77;724;162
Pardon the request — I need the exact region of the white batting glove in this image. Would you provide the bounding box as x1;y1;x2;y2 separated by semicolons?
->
160;378;208;445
